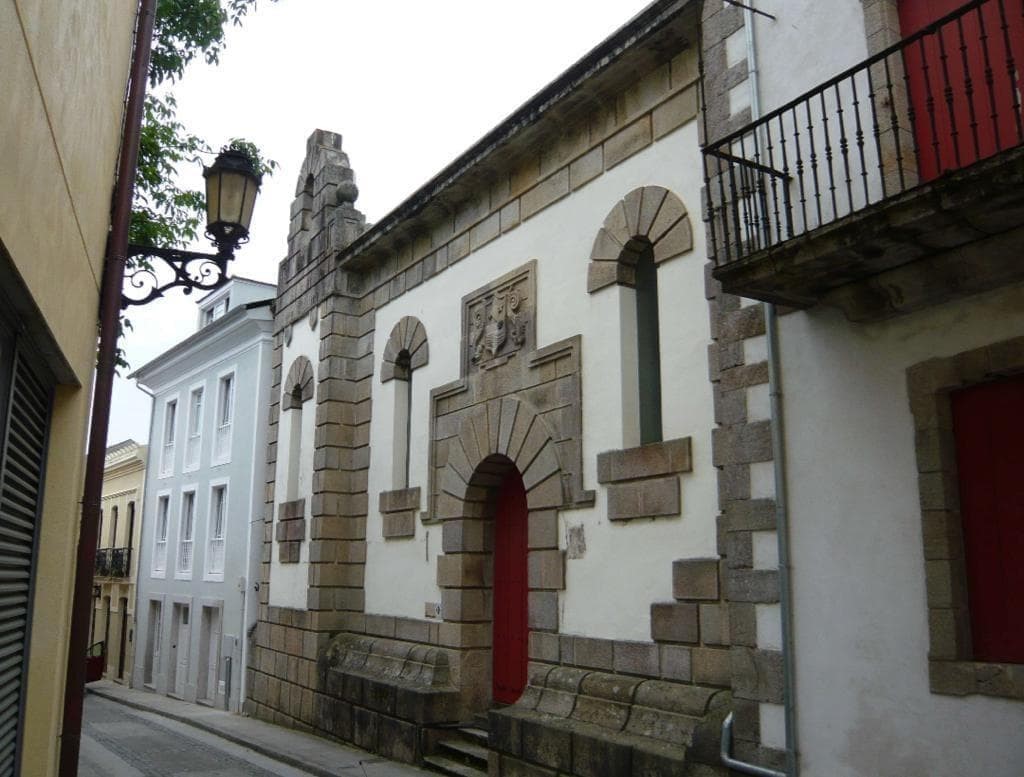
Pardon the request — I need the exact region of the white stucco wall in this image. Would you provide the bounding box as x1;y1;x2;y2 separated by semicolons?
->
752;1;869;117
779;282;1024;777
365;120;718;641
269;317;320;609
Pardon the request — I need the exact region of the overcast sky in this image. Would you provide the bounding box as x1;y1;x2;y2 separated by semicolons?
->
108;0;653;446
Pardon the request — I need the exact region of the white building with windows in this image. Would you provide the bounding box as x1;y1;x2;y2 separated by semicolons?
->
131;277;274;711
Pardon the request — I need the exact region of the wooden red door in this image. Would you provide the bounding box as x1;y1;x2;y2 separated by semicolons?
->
899;0;1024;181
950;373;1024;663
492;470;528;704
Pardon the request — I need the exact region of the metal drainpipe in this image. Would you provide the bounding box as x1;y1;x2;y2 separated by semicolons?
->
59;0;156;774
719;4;799;776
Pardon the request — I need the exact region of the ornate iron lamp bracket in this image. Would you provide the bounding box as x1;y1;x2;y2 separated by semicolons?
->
122;244;235;308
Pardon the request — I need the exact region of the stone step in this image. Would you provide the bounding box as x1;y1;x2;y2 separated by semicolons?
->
457;726;489;748
439;737;489;767
470;712;490;731
423;753;488;777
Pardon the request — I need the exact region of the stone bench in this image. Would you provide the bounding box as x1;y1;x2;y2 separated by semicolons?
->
313;633;462;764
490;663;730;776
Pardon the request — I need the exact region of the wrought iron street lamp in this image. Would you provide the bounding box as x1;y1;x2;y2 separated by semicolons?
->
122;147;263;307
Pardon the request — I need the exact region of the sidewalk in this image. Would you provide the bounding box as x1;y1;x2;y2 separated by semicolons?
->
87;681;434;777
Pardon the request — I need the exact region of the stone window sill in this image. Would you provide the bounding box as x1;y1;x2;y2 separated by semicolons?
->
379;486;420;539
930;659;1024;701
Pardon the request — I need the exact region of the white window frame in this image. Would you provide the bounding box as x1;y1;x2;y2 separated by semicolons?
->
204;479;229;581
200;290;230;328
176;486;198;580
159;395;180;478
184;381;205;473
151;490;172;578
212;367;236;466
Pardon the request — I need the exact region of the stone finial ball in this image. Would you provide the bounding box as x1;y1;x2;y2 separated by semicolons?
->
336;180;359;204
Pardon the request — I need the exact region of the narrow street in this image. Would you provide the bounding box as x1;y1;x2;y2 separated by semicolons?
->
79;689;433;777
80;695;311;776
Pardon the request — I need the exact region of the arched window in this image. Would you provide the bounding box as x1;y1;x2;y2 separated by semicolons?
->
282;356;314;503
381;317;428;491
587;186;692;447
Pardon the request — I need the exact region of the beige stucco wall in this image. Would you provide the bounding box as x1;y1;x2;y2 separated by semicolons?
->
1;0;136;773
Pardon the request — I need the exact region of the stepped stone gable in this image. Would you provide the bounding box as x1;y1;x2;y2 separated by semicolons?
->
276;130;369;329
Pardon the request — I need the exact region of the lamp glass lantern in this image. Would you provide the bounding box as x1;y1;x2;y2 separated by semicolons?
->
203;148;263;253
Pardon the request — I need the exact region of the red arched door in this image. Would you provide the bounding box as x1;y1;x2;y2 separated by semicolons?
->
492;470;528;704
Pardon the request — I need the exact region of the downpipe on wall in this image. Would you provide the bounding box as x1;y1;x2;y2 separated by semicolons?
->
717;4;799;776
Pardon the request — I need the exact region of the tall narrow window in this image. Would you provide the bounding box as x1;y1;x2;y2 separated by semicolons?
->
286;388;303;501
97;508;104;550
207;484;227;577
177;491;195;576
153;495;169;573
185;386;204;470
280;358;311;515
127;502;136;548
635;248;663;444
214;372;235;463
126;502;136;576
110;506;119;548
160;399;177;476
392;351;412;490
380;317;429;495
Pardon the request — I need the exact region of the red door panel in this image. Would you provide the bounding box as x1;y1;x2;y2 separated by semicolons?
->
492;470;528;704
950;373;1024;663
899;0;1024;181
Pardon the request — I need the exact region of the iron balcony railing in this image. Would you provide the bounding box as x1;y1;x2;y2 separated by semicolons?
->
94;547;132;578
703;0;1023;266
94;548;112;578
111;547;132;578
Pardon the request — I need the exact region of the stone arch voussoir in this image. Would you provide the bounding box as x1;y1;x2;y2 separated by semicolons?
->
283;355;315;409
381;315;428;382
586;185;694;293
440;396;566;513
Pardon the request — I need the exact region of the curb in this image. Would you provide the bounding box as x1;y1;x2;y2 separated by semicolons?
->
86;685;370;777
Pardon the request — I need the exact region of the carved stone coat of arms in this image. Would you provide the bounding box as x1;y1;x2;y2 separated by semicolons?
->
461;262;535;373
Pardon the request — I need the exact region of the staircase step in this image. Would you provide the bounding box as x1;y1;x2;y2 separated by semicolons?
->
439;737;489;766
423;753;488;777
458;726;490;747
471;712;490;731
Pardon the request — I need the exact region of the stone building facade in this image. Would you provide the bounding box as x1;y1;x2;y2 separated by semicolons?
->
246;0;1024;775
245;2;741;774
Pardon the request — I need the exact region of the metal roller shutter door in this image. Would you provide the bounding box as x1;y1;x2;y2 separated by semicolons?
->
0;335;52;776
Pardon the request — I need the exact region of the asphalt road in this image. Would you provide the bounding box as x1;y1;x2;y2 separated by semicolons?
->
80;694;316;776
